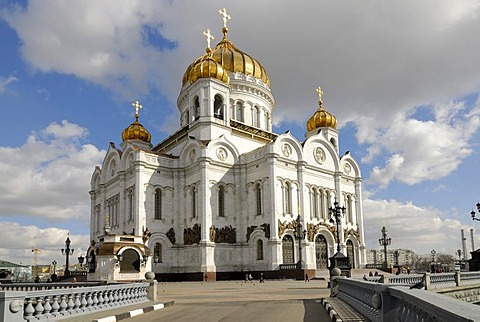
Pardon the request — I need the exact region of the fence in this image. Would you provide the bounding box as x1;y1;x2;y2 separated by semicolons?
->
1;282;149;321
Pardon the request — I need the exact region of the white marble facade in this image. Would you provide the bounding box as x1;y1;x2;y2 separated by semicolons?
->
89;15;367;279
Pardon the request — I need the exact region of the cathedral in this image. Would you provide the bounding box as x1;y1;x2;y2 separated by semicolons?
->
88;9;366;281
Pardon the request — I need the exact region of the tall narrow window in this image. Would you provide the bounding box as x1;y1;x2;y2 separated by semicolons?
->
256;107;262;127
214;94;223;120
314;189;319;219
256;183;262;216
154;243;163;263
192;187;196;218
155;188;162;220
236;102;243;122
128;189;133;222
218;186;225;217
257;239;264;260
284;182;291;214
186;109;190;124
194;96;200;120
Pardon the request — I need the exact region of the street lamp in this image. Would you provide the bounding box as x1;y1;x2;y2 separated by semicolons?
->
431;249;437;272
294;215;307;269
394;250;399;266
329;200;346;253
456;249;462;261
61;235;74;276
52;260;57;275
470;203;480;221
78;254;85;268
378;226;391;269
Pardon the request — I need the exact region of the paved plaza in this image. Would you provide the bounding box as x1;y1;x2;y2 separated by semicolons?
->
73;279;333;322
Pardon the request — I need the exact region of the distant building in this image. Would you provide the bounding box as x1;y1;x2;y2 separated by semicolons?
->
0;260;32;282
367;249;415;267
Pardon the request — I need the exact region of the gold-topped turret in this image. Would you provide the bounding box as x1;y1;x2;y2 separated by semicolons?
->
182;8;270;87
306;87;337;131
121;100;151;143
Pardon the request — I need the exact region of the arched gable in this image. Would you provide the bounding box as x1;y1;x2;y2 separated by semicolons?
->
100;143;122;183
206;135;240;164
303;134;340;171
178;138;202;167
274;132;303;161
340;152;362;178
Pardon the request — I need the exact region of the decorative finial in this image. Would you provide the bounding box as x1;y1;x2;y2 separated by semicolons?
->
316;86;324;107
203;29;214;53
218;8;231;37
132;100;142;120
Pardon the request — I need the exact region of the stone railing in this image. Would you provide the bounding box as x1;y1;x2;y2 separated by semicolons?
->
335;277;480;322
0;282;102;292
364;271;480;290
1;282;149;321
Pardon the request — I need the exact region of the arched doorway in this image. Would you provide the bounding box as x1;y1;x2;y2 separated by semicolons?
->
315;235;329;269
346;240;355;269
282;235;294;264
120;249;140;273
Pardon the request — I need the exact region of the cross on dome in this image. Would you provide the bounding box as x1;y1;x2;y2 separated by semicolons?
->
316;87;324;102
218;8;231;28
203;29;215;51
132;100;142;119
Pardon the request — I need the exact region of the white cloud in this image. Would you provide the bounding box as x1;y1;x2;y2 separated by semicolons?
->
0;75;17;93
0;120;105;221
366;99;480;188
363;198;478;255
0;222;89;266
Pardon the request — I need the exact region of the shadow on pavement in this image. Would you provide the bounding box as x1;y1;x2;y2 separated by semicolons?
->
303;298;331;321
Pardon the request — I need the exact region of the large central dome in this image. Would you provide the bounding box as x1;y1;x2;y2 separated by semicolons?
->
182;29;270;87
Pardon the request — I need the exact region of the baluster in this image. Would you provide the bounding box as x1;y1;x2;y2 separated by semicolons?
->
92;292;99;308
43;296;52;316
86;293;93;308
67;294;75;312
113;289;119;305
34;296;45;317
103;291;110;305
51;295;60;315
59;294;68;312
24;297;35;320
126;288;132;303
117;288;124;303
97;291;105;307
74;293;81;310
80;293;87;309
109;290;115;305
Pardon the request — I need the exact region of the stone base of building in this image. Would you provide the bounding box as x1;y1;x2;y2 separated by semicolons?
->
154;268;317;282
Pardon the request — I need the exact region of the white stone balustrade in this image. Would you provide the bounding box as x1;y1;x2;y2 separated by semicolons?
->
1;282;149;321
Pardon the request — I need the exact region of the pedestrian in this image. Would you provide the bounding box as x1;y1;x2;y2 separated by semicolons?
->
249;273;253;282
260;273;264;283
305;273;309;282
72;277;77;283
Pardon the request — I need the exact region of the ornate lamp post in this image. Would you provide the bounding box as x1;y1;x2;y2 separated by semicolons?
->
457;249;462;261
378;226;391;269
329;200;346;253
394;250;399;266
294;215;307;269
52;260;57;275
78;254;85;268
431;249;436;272
470;203;480;221
61;235;74;276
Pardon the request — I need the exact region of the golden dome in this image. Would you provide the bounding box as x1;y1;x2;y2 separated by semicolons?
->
306;97;337;131
122;101;151;143
182;29;270;87
185;51;230;85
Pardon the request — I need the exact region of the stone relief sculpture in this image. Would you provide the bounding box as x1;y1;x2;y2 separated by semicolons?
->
142;226;152;243
184;224;201;245
278;219;297;237
260;223;271;239
344;228;359;240
166;227;176;245
210;225;236;243
246;226;257;242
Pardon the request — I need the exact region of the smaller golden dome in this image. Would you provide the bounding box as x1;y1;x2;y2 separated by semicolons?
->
122;100;151;143
306;91;337;131
186;51;230;85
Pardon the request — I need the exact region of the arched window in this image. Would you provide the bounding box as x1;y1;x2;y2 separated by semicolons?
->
154;188;162;220
119;249;140;273
214;94;224;120
313;189;319;219
347;240;355;269
236;102;243;122
218;186;225;217
256;183;262;216
257;239;264;260
127;189;134;222
284;182;291;214
194;96;200;120
154;243;162;263
256;106;261;127
192;186;196;218
282;235;294;264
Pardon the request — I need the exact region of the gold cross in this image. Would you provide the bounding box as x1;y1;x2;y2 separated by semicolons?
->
316;87;324;102
132;100;142;118
203;29;215;50
218;8;231;28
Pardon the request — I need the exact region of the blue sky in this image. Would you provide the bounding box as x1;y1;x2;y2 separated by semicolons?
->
1;0;480;266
